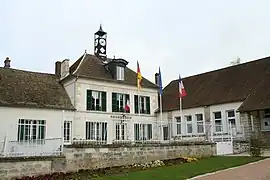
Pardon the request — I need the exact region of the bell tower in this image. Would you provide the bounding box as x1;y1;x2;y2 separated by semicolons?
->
94;24;107;58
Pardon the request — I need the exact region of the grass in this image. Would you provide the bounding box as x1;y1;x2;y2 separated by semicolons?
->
94;156;265;180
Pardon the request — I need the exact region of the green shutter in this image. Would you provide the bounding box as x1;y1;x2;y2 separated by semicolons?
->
134;95;138;114
86;90;92;110
112;93;117;112
146;96;150;114
101;92;107;112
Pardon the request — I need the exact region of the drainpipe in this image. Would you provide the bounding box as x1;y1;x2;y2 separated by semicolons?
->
73;76;78;141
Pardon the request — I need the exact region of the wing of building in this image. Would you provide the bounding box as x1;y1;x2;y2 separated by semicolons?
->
158;56;270;145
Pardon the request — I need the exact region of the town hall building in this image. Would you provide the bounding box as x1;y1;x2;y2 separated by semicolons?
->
1;25;270;157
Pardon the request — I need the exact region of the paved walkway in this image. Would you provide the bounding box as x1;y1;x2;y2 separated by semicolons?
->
190;158;270;180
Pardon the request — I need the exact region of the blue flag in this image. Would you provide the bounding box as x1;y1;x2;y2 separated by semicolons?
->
158;67;163;95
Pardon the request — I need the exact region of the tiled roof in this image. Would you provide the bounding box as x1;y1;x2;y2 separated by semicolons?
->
0;67;75;110
69;53;158;89
161;56;270;112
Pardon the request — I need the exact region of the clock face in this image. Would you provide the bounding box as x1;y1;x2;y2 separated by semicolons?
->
99;39;106;46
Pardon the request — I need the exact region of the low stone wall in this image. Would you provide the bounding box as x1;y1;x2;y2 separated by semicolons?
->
233;141;250;154
0;142;216;179
64;142;216;171
0;156;66;180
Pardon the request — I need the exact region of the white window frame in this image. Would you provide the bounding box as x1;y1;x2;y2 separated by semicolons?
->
250;114;255;132
139;96;147;114
64;121;72;144
185;115;192;134
115;122;128;140
17;119;46;142
134;124;152;141
116;66;124;81
196;114;204;134
175;116;181;135
117;93;126;110
213;111;222;132
226;110;236;127
85;122;107;142
91;91;103;111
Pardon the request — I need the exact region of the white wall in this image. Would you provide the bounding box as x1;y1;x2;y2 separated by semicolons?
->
75;78;158;114
157;102;243;136
0;107;74;142
63;77;159;143
63;79;76;106
210;102;242;133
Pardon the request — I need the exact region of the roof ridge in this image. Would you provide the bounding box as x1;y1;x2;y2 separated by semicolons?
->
0;67;57;76
72;52;88;75
170;55;270;83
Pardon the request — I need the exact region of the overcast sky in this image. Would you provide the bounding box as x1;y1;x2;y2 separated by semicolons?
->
1;1;270;86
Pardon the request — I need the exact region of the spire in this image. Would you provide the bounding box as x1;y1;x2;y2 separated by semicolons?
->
99;24;104;33
95;24;107;36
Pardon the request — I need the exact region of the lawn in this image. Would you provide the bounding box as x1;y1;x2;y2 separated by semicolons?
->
94;156;264;180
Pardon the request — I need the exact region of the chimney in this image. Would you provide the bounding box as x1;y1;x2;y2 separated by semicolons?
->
4;57;11;68
155;73;159;85
55;61;61;77
60;59;70;79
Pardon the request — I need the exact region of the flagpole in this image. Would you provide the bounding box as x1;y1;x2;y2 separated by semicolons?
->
179;96;183;137
159;93;163;142
138;87;141;142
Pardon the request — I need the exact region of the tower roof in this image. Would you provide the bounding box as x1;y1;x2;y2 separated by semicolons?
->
95;24;107;36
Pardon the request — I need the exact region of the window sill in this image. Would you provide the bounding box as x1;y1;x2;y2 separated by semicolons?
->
261;129;270;132
86;110;106;112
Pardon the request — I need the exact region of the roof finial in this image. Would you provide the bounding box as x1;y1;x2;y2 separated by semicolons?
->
99;22;103;32
85;49;87;54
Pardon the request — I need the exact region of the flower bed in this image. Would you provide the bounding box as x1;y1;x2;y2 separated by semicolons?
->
16;157;198;180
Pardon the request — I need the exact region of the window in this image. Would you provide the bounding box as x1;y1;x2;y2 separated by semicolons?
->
185;115;192;133
175;116;181;134
116;66;124;80
134;95;150;114
86;90;106;112
86;122;107;142
17;119;46;142
134;124;152;141
196;114;204;133
227;110;236;126
262;109;270;131
214;111;222;132
64;121;72;144
264;109;270;118
112;93;130;113
115;123;127;140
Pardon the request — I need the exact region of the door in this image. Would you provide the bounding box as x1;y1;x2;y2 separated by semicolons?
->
163;126;169;140
64;121;72;144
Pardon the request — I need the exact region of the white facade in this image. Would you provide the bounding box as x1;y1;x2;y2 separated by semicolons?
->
63;77;159;144
157;102;244;141
0;106;74;156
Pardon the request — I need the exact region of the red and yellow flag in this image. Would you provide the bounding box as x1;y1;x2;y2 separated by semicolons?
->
137;61;142;90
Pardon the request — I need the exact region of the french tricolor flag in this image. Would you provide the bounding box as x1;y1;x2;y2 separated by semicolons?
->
179;74;187;98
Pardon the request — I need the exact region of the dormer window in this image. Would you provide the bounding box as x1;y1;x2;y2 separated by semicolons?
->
116;66;124;81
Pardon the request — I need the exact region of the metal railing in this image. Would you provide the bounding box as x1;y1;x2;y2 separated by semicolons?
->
68;120;246;145
0;138;62;157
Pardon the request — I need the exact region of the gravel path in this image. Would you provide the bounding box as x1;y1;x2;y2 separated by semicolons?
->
191;158;270;180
